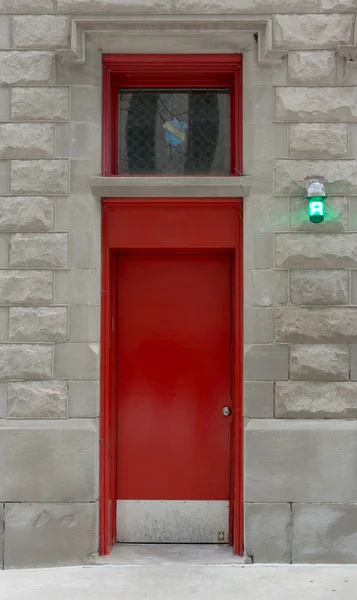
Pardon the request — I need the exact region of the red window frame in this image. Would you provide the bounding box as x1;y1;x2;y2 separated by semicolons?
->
102;54;243;177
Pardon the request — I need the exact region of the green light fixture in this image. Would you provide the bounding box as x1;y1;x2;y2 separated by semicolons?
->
306;179;326;224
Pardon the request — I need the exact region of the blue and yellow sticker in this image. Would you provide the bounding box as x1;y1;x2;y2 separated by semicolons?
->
163;119;188;147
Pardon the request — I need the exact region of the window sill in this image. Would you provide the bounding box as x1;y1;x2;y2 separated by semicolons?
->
89;176;253;198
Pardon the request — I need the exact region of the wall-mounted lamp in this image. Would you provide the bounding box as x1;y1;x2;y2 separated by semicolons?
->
306;179;326;224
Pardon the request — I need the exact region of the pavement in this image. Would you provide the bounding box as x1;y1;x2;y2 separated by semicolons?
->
1;545;357;600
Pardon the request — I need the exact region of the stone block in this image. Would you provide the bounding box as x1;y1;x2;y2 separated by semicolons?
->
4;502;97;569
244;122;287;161
275;159;357;196
0;124;53;160
274;15;352;49
321;0;356;10
173;0;318;12
0;51;53;85
290;270;349;305
245;503;291;563
70;159;100;194
0;344;52;380
275;87;357;123
0;197;53;232
0;87;9;120
57;0;171;12
0;307;7;340
70;86;101;123
54;195;100;233
245;233;274;270
12;16;69;50
9;307;67;343
0;270;52;305
10;160;69;195
0;15;10;49
350;346;357;379
244;381;274;418
7;381;67;419
244;308;274;343
11;87;69;121
250;270;288;307
289;51;336;85
0;1;54;11
54;343;99;380
0;233;8;267
0;160;9;193
244;344;289;381
55;123;101;159
276;233;357;268
68;380;100;418
70;233;100;269
275;306;357;343
245;419;357;502
246;195;289;233
244;87;273;123
293;504;357;564
0;381;5;416
55;47;101;86
69;306;99;343
55;270;100;305
276;381;357;418
290;197;348;232
290;124;347;159
10;233;68;269
0;419;98;501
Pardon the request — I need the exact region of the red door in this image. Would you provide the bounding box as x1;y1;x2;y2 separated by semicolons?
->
116;253;232;543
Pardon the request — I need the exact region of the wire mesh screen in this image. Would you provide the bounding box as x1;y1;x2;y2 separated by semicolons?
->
118;90;230;175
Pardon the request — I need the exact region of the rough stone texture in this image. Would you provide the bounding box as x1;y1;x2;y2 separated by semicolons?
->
290;197;348;232
9;307;68;343
173;0;318;12
0;420;98;501
0;51;53;85
276;381;357;418
11;87;69;122
0;124;53;160
0;270;52;305
54;343;100;380
290;270;349;305
4;502;97;569
7;381;68;419
275;88;357;123
289;124;347;159
0;197;53;232
57;0;171;12
321;0;357;10
0;306;7;340
293;504;357;564
12;16;69;50
244;344;289;381
274;15;352;49
275;306;357;343
276;233;357;268
68;380;99;418
244;308;274;343
290;345;349;381
276;159;357;196
245;503;291;563
289;51;336;85
10;233;68;269
11;160;69;195
244;381;274;418
0;344;52;380
245;419;357;502
250;270;288;307
0;1;54;11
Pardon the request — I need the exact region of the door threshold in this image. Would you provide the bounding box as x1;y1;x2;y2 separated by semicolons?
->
94;544;246;566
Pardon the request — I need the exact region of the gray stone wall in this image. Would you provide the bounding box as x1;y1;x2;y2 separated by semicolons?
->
0;0;356;568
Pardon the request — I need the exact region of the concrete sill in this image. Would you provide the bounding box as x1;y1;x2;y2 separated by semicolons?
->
89;176;253;198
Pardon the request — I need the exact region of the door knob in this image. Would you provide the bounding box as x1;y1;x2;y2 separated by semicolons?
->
222;406;232;417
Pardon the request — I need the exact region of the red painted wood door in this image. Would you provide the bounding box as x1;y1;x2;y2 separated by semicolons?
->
116;253;232;543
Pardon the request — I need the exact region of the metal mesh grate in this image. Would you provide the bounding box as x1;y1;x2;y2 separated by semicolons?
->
118;90;230;175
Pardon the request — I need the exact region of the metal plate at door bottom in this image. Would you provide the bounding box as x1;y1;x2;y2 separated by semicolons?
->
116;500;229;544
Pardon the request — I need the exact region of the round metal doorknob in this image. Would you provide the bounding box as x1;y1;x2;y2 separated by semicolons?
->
222;406;232;417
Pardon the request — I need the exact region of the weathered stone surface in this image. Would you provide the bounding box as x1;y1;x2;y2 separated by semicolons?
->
290;270;349;305
0;124;53;159
245;503;291;563
0;197;53;232
290;197;348;232
57;0;170;12
173;0;318;12
244;344;289;381
9;307;67;343
0;306;7;341
10;233;68;269
0;51;53;85
274;15;352;49
293;504;357;564
276;381;357;418
11;160;68;195
68;380;99;418
0;419;98;501
0;0;54;11
276;88;357;122
0;270;52;305
244;308;274;343
11;87;69;121
321;0;357;10
0;344;52;380
12;16;69;50
275;160;357;196
244;381;274;418
54;343;99;380
7;381;67;419
289;51;336;85
246;419;357;502
275;306;357;343
276;233;357;268
290;124;347;159
4;502;97;569
250;270;288;307
290;345;349;381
